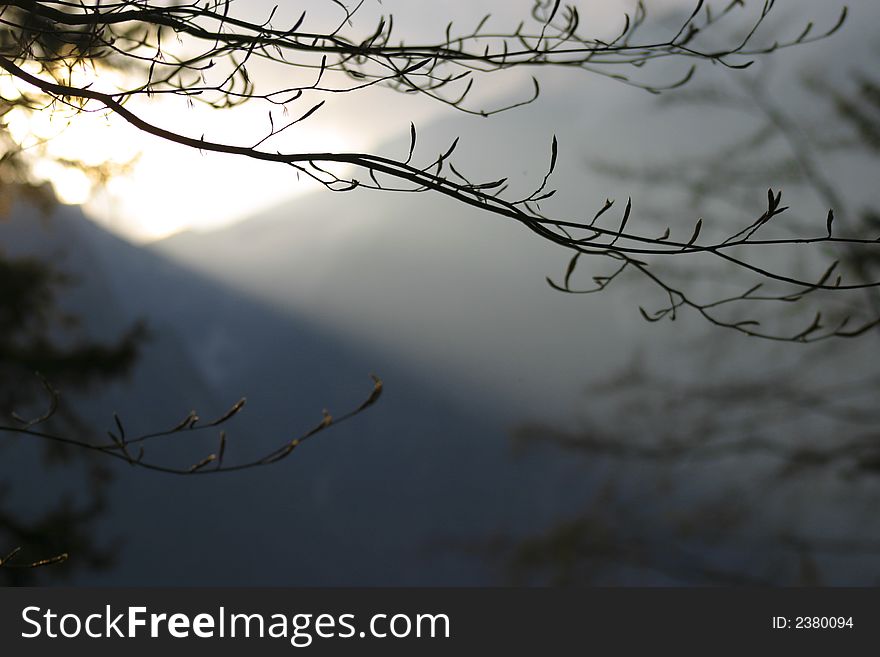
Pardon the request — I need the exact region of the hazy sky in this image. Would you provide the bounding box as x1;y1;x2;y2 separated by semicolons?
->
16;0;698;240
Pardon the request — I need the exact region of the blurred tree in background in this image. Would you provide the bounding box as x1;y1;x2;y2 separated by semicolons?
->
486;69;880;586
0;194;144;583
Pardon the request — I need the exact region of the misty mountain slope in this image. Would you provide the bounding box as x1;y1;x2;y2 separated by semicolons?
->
3;203;599;585
155;0;880;424
151;77;794;418
155;85;660;421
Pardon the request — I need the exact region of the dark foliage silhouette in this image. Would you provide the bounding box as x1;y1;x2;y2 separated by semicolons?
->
0;247;143;581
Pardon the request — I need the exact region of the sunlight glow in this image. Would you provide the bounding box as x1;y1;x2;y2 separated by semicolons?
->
1;1;700;242
83;100;357;241
3;84;357;240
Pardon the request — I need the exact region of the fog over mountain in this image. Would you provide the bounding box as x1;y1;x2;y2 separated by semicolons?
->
155;0;879;421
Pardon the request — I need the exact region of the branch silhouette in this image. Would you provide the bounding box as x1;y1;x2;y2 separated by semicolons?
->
0;1;873;341
0;546;67;569
0;372;383;475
